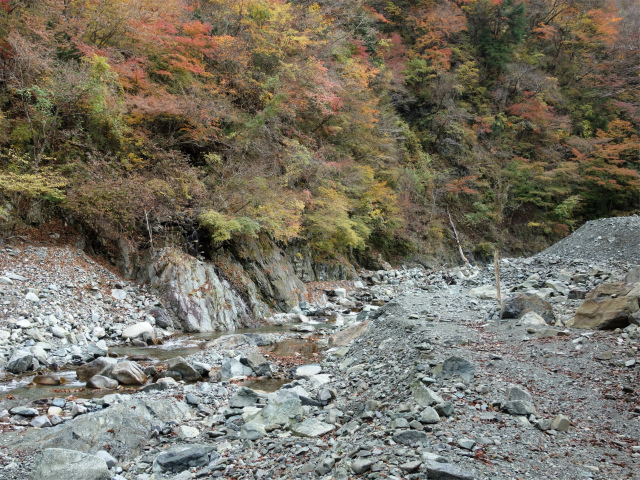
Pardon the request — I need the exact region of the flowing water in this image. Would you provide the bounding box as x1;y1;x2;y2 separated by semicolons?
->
1;322;332;409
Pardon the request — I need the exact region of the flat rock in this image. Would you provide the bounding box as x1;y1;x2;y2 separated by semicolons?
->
392;430;430;446
30;448;110;480
87;375;119;389
153;444;212;474
424;459;474;480
294;364;322;378
289;418;335;437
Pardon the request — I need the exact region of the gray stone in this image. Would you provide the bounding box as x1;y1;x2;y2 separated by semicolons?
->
434;402;455;418
240;423;266;440
30;415;52;428
109;361;147;385
504;400;536;416
352;458;375;475
76;357;117;382
315;456;335;475
550;414;570;432
290;418;335;438
424;460;474;480
520;312;547;326
7;349;33;374
457;438;475;450
625;266;640;284
149;308;173;329
294;364;322;378
87;375;119;389
30;449;110;480
440;356;475;382
95;450;117;469
392;430;430;446
221;358;252;380
245;390;302;426
122;322;155;343
10;406;38;417
153;444;212;474
25;292;40;302
421;407;440;424
229;387;259;408
178;425;199;439
167;357;201;382
413;382;444;407
503;294;555;324
392;417;410;429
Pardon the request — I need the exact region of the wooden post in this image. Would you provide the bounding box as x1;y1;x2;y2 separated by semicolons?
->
494;248;502;313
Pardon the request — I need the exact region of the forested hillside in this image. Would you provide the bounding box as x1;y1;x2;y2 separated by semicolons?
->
0;0;638;261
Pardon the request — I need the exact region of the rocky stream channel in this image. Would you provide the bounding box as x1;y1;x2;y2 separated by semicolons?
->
1;217;640;480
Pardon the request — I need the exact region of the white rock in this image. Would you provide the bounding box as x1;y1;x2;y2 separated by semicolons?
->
111;289;127;301
178;425;199;439
25;292;40;302
4;272;27;281
51;326;67;338
520;312;547;326
16;319;33;329
294;364;322;378
121;322;155;341
0;276;13;285
470;285;498;300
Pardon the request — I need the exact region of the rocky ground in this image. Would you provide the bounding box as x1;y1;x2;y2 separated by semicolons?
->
0;216;639;480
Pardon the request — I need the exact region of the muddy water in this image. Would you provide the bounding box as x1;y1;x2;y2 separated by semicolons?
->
1;323;331;409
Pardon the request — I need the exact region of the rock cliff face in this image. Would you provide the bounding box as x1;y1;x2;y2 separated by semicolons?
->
137;237;336;332
137;248;272;332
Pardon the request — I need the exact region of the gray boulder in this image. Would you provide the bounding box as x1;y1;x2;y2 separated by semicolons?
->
438;356;475;382
109;361;147;385
76;357;117;382
412;383;444;407
392;430;430;447
423;460;474;480
87;375;119;389
245;389;302;426
30;449;110;480
221;358;252;380
167;357;201;382
153;444;213;474
229;387;259;408
504;384;536;415
502;294;555;324
289;418;335;437
11;398;191;462
7;349;33;374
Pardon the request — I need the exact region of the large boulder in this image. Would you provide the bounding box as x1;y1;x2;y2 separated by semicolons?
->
221;358;253;381
121;322;156;344
30;449;110;480
569;282;640;329
502;294;555;324
245;389;303;426
109;361;148;385
167;357;201;382
12;398;192;463
7;349;34;374
76;357;117;382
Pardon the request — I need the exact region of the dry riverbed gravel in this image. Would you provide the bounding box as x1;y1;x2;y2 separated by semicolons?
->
0;216;639;480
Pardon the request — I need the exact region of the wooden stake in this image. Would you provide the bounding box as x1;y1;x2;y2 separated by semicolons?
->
494;248;502;312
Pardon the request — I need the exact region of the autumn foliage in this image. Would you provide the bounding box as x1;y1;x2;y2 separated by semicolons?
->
0;0;638;259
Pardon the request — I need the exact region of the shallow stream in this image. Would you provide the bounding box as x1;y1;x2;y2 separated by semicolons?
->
1;322;332;409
